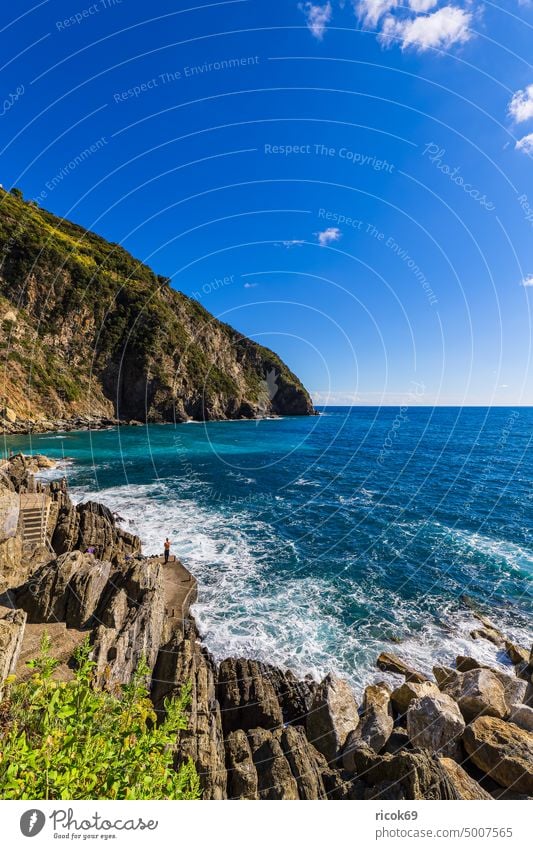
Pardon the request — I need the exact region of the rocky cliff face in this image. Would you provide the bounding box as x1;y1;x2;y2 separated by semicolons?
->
0;455;532;801
0;189;314;430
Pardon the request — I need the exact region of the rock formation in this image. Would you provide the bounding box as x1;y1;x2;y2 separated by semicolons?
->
0;454;532;801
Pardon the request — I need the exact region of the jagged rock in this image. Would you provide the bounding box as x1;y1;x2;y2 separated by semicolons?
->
0;607;26;695
247;728;299;800
463;716;533;795
217;658;283;734
343;683;393;767
383;728;410;755
439;758;492;800
407;692;465;758
456;655;485;672
15;551;111;627
307;673;359;762
225;730;257;799
391;680;440;715
439;666;525;721
152;623;226;800
344;744;461;799
91;559;165;687
504;641;530;667
508;704;533;732
376;652;427;683
277;725;331;800
52;500;141;564
262;665;316;724
471;626;503;646
433;665;460;689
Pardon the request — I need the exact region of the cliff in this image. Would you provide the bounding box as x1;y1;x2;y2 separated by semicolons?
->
0;188;314;431
0;455;532;800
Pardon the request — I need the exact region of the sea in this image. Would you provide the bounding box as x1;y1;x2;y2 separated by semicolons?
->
5;406;532;695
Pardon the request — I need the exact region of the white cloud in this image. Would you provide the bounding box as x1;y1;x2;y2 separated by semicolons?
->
509;84;533;123
409;0;439;11
521;274;533;287
279;239;305;248
299;2;332;40
315;227;342;245
354;0;398;27
380;6;473;51
243;282;258;288
516;133;533;154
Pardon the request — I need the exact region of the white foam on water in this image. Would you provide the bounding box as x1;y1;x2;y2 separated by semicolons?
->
65;469;532;694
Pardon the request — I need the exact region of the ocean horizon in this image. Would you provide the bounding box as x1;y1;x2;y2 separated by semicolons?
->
6;405;532;695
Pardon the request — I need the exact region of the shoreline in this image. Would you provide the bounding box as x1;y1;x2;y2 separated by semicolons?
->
1;452;532;800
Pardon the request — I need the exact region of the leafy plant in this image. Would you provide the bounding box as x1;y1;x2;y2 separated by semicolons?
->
0;635;200;800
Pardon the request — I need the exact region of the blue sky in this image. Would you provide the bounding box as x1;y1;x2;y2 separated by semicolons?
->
1;0;532;405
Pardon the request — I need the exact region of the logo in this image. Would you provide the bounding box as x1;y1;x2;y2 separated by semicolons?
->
20;810;46;837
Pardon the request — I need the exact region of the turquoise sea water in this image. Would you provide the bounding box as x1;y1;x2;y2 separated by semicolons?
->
6;407;532;692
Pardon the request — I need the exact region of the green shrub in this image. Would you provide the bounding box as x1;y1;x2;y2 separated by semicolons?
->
0;635;200;800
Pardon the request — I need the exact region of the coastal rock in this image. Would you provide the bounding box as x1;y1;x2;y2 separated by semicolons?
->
225;730;257;799
91;559;165;687
471;626;503;646
439;668;508;722
217;658;283;734
262;665;316;725
439;758;492;800
383;727;410;755
406;692;465;758
463;716;533;795
277;725;332;800
376;652;427;683
345;744;461;800
342;683;393;767
246;728;299;800
52;500;141;564
307;673;359;762
391;680;440;716
508;704;533;733
15;551;111;627
152;623;227;800
0;607;26;695
504;641;530;667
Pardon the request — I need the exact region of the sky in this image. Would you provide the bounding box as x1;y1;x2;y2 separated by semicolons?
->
0;0;532;406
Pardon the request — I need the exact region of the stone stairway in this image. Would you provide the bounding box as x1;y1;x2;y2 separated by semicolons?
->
19;493;51;550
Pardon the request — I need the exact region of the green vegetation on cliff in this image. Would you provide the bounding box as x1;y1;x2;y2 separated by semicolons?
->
0;187;314;425
0;636;200;800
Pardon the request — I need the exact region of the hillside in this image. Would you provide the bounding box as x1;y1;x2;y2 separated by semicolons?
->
0;188;314;431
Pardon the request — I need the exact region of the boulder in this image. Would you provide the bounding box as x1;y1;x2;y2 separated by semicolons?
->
463;716;533;795
439;758;492;800
439;668;508;722
217;658;283;735
307;673;359;762
342;683;393;767
504;640;530;667
508;704;533;733
0;607;26;695
471;626;503;646
376;652;427;683
383;727;410;755
391;680;440;715
407;692;465;758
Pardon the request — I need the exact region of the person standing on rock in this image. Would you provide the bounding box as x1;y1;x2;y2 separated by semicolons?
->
164;537;171;563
